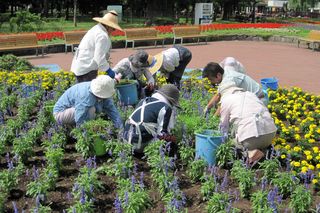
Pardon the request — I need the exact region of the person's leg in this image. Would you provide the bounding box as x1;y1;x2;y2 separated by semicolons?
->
101;98;124;129
54;108;76;125
241;132;276;151
76;70;98;83
167;46;192;88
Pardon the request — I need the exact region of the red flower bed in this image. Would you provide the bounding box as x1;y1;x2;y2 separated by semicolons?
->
199;23;293;31
36;32;64;41
111;29;125;37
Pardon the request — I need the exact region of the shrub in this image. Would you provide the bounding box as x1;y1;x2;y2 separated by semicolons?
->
0;54;34;72
9;10;44;32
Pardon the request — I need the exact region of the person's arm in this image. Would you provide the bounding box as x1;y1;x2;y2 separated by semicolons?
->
204;93;221;114
144;69;155;90
157;106;176;142
74;103;91;126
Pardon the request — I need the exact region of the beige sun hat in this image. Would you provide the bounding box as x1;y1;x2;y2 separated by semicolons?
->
91;75;115;99
157;84;180;107
148;52;164;75
219;81;243;97
93;10;123;31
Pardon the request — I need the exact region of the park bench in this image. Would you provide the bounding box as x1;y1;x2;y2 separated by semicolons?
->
297;30;320;51
0;34;46;56
124;28;165;48
64;31;87;53
173;26;208;45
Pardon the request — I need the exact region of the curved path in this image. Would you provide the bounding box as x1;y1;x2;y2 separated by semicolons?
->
28;41;320;94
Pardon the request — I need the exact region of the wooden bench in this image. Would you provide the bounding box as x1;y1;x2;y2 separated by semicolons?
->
297;30;320;51
0;34;46;56
173;26;208;45
124;28;165;48
64;31;87;54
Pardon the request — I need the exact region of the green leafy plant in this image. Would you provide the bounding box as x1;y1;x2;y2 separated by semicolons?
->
206;192;239;213
215;139;235;168
271;172;299;198
231;160;255;198
0;54;34;72
289;185;312;213
187;158;207;183
259;158;280;182
200;175;217;201
9;10;44;32
251;190;275;213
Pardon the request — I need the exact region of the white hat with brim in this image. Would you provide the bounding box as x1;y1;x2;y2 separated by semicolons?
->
148;53;164;75
93;10;123;32
91;75;115;99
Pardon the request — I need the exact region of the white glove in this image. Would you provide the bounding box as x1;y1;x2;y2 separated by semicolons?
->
115;73;122;83
203;105;209;115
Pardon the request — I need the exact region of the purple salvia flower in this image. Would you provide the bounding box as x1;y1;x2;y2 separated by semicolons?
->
66;192;72;201
92;156;97;169
7;160;14;171
133;162;138;175
114;194;122;213
5;152;10;162
108;149;112;157
32;166;39;180
261;178;267;190
86;157;93;168
25;169;29;177
72;207;76;213
124;191;129;206
80;188;86;204
90;184;94;193
35;195;41;208
139;172;145;189
12;201;18;213
131;175;136;192
73;183;79;192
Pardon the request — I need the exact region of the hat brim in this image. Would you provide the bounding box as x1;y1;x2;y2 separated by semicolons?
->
156;90;180;108
148;53;163;75
93;17;123;31
91;80;115;99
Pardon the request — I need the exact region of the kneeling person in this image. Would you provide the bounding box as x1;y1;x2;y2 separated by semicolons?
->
123;84;180;153
53;75;123;128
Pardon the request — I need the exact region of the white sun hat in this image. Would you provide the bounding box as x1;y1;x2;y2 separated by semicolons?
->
90;75;115;99
93;10;123;31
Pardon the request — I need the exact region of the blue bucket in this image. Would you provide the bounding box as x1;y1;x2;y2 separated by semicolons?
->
116;81;138;106
260;77;279;91
195;130;223;166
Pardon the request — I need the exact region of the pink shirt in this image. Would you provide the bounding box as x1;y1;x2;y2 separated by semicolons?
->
220;91;277;142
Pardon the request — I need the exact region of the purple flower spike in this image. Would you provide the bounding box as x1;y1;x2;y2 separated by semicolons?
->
114;194;123;213
12;201;18;213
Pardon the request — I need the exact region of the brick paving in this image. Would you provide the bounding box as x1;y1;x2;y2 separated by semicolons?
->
27;40;320;94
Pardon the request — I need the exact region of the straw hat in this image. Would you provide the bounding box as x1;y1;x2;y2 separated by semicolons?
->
93;10;123;31
129;50;154;68
219;81;243;97
148;52;164;75
157;84;180;107
91;75;115;99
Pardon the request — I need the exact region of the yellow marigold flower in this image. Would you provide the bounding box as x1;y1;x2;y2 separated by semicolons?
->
306;155;313;161
304;150;311;156
293;146;301;152
316;156;320;161
308;139;315;143
313;147;319;153
308;165;315;170
301;160;308;166
312;179;318;184
294;162;301;167
281;154;286;159
318;172;320;178
317;128;320;134
301;166;308;173
285;145;291;150
316;164;320;169
294;134;301;140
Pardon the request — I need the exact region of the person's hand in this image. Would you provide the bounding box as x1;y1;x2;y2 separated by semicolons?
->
158;134;176;143
203;105;210;115
146;83;154;91
115;73;122;83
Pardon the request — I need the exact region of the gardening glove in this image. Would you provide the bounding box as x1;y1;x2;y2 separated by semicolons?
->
203;105;210;116
115;73;122;83
158;134;176;143
106;67;115;79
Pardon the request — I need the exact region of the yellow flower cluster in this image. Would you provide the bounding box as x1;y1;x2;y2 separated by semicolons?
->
270;87;320;185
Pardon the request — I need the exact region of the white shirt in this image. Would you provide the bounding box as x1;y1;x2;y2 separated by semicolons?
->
218;69;263;97
71;23;111;76
161;48;180;72
113;58;155;84
220;91;277;142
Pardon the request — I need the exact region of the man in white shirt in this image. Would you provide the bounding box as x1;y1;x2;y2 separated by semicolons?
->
203;62;265;114
71;10;122;83
219;82;277;163
148;46;192;89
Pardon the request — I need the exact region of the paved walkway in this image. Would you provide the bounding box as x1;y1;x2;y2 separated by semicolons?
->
27;40;320;94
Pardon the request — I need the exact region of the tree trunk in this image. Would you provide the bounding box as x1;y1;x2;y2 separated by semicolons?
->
65;0;70;20
222;1;232;20
43;0;49;17
73;0;77;27
251;1;257;23
10;0;14;16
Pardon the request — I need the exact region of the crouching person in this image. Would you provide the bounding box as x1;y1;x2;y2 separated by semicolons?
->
219;82;277;164
123;84;180;153
53;75;123;128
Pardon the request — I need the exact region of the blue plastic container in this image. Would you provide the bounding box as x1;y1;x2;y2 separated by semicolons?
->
116;81;138;106
260;77;279;91
195;130;223;166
